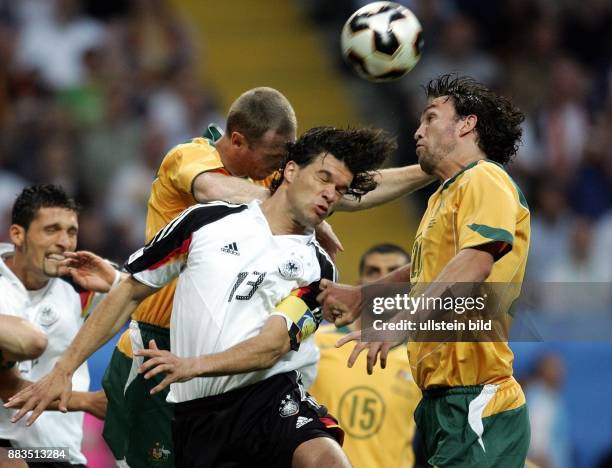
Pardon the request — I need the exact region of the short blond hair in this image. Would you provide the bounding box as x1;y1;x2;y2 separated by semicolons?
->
226;87;297;143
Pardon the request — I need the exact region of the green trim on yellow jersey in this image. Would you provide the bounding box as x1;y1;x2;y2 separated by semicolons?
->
467;223;514;245
441;160;479;191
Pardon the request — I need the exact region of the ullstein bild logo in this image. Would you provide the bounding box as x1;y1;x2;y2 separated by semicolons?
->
221;242;240;256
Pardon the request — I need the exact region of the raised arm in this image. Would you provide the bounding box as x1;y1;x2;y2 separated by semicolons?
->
193;172;270;204
0;315;47;362
336;165;435;212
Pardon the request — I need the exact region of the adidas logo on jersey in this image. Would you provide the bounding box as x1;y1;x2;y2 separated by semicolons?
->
295;416;312;429
221;242;240;256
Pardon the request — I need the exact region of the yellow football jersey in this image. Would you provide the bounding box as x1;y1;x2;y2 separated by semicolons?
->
310;325;421;468
118;132;226;356
408;160;530;389
117;128;277;356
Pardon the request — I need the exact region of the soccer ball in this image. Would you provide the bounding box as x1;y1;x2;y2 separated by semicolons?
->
341;1;423;82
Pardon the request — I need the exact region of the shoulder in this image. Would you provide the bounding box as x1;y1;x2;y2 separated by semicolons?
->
456;160;520;197
144;202;249;251
160;138;223;171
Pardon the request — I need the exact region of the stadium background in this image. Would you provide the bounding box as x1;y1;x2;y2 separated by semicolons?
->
0;0;610;466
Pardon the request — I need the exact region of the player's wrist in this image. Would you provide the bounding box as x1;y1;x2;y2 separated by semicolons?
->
190;356;209;378
53;359;75;378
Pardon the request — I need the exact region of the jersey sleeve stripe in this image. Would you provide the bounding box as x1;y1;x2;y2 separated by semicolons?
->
125;203;247;274
79;290;95;317
147;236;192;271
311;240;337;282
467;224;513;245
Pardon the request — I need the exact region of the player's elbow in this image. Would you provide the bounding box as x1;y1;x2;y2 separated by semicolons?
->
17;326;48;360
259;334;291;369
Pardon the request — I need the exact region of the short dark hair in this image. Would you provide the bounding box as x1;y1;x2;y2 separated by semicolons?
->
226;87;297;143
12;184;78;229
270;126;396;199
425;74;524;165
359;243;410;275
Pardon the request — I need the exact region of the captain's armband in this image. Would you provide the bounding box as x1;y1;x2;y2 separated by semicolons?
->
272;295;322;351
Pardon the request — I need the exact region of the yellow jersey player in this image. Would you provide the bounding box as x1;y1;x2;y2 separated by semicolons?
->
309;244;421;468
319;74;530;467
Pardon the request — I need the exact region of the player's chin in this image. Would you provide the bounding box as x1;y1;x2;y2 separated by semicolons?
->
42;258;63;277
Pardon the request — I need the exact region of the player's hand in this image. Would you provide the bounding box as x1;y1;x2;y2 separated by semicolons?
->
314;221;343;262
317;280;362;326
335;330;395;375
80;390;107;420
59;251;117;293
135;340;197;394
4;364;73;426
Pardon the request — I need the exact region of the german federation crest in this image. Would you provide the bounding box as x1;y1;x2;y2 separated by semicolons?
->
37;305;59;327
279;394;299;417
279;257;304;280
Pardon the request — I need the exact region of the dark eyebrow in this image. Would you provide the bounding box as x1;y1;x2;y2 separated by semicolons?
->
420;105;437;122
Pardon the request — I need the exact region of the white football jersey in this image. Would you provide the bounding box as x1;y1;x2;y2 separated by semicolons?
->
126;201;336;402
0;244;94;465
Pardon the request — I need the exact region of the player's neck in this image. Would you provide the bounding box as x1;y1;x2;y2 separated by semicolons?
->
435;148;485;181
260;194;309;236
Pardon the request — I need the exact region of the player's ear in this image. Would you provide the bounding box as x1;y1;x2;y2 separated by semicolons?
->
230;131;248;149
9;224;25;248
459;114;477;137
283;161;298;183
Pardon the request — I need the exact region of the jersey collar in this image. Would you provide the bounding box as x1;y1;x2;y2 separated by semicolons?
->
248;200;316;241
440;159;481;191
202;124;224;145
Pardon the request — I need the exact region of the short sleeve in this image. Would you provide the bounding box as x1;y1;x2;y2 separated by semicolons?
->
168;143;224;196
456;166;517;261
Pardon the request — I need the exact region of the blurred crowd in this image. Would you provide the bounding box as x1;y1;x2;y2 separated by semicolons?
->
0;0;223;261
1;0;610;283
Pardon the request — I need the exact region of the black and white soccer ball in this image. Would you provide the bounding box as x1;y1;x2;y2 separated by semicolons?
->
341;1;423;82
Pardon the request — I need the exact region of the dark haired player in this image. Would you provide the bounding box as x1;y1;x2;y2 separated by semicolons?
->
0;185;117;467
319;74;531;467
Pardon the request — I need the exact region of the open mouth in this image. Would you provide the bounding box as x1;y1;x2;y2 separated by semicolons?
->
315;205;328;217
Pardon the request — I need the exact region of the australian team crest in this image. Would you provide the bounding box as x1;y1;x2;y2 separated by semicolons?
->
279;257;304;280
148;442;171;463
37;305;59;327
279;394;299;417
